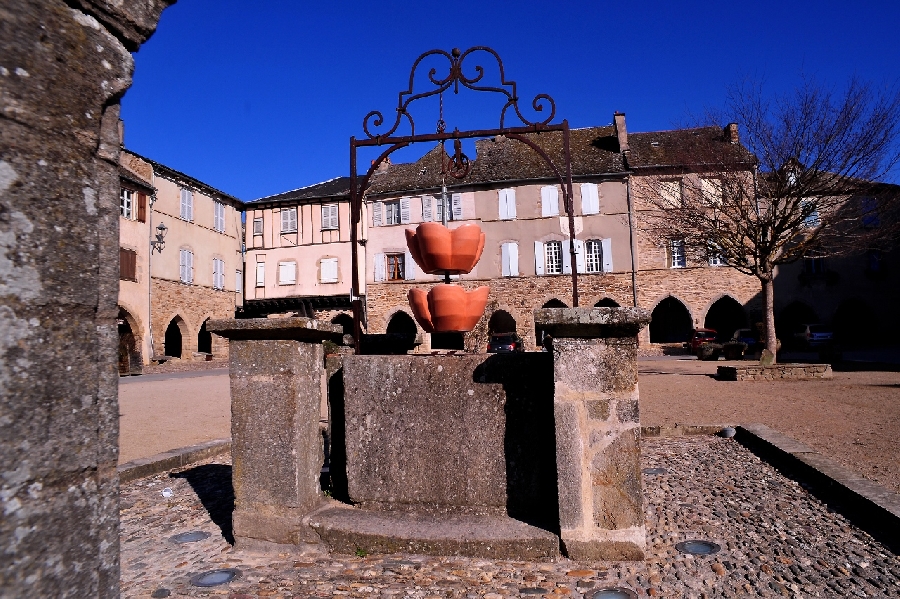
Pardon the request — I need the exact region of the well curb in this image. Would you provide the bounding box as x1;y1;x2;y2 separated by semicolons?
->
118;438;232;484
735;423;900;551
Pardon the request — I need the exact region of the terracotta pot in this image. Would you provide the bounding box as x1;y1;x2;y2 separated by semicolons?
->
405;222;486;275
407;285;490;333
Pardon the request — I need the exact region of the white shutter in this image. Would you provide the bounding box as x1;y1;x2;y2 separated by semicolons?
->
451;193;463;220
541;186;560;217
601;238;613;272
372;202;383;227
534;241;545;275
404;250;415;280
501;242;519;277
255;262;265;286
422;196;433;221
501;243;511;277
321;258;338;283
400;197;411;224
279;262;296;285
186;251;193;283
281;210;289;232
332;205;340;229
499;188;516;220
179;250;186;282
373;253;385;282
187;191;193;221
581;183;600;215
236;270;242;293
562;239;572;274
574;239;586;273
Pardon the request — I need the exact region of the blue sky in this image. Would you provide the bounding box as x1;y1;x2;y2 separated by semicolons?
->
121;0;900;200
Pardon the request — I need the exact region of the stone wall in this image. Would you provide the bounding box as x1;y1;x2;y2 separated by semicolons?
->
717;364;834;381
0;1;172;597
151;278;236;358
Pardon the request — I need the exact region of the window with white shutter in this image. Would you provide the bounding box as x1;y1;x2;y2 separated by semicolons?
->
580;183;600;215
120;189;134;219
545;241;562;275
214;201;226;232
255;262;265;287
585;240;602;273
281;208;298;233
321;204;339;230
213;258;225;290
278;261;297;285
386;253;405;280
499;189;516;220
384;200;401;225
399;197;411;224
253;217;263;235
534;241;545;275
180;188;194;221
601;238;613;272
562;239;572;275
574;239;587;273
179;249;194;284
235;270;242;294
372;202;383;227
422;196;433;221
373;252;386;282
451;193;463;220
541;186;560;217
320;257;339;283
501;242;519;277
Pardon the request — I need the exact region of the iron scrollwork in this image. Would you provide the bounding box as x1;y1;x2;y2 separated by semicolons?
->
362;46;558;139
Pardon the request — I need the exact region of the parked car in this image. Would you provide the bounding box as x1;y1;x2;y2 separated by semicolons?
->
793;324;834;348
732;328;760;352
487;332;525;353
687;328;718;356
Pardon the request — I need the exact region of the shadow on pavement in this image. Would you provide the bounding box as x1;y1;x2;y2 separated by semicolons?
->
170;464;235;545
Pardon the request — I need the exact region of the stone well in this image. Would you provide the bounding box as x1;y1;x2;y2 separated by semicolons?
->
210;307;650;560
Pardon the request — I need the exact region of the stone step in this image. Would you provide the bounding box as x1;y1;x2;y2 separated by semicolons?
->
308;505;560;559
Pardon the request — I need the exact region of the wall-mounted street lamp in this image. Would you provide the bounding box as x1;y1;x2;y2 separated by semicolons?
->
151;222;168;253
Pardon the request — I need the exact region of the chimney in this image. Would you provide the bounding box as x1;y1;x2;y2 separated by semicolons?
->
371;156;391;174
724;122;739;144
613;112;629;152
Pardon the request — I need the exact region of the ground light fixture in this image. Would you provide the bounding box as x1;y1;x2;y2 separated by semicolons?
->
642;467;667;475
586;588;638;599
189;568;241;587
675;540;722;555
169;531;210;543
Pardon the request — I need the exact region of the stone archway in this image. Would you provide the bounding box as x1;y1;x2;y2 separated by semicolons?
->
832;298;875;346
542;298;568;308
594;297;620;308
488;310;517;334
197;318;212;354
117;307;143;375
704;296;747;341
777;301;819;344
331;313;354;336
164;316;187;359
649;296;692;343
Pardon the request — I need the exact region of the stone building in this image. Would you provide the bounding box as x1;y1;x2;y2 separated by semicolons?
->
117;150;244;370
245;115;763;350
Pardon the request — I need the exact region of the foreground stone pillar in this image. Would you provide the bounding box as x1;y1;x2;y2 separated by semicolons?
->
534;307;651;561
207;318;342;550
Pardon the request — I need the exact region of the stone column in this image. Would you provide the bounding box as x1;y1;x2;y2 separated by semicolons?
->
207;318;342;550
533;307;651;561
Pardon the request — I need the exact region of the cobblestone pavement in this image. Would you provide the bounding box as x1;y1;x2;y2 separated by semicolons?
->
120;436;900;598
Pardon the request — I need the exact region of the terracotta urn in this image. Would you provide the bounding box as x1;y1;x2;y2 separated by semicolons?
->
405;222;486;275
408;285;490;333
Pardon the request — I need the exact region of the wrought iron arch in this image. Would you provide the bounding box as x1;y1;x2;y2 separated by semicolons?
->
349;47;578;352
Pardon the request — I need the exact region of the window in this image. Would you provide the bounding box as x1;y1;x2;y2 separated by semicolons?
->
804;256;826;275
708;253;725;267
320;257;339;283
432;193;462;222
213;258;225;290
180;188;193;221
660;180;682;208
861;197;880;228
501;242;519;277
281;208;298;233
585;240;603;273
278;261;297;285
253;217;263;235
541;186;560;217
235;270;242;294
670;240;686;268
384;200;401;225
545;241;563;275
580;183;600;215
499;188;517;220
120;189;133;219
179;249;194;283
386;253;405;281
700;178;723;206
322;204;339;230
255;262;265;287
119;248;136;281
214;201;225;232
801;200;820;227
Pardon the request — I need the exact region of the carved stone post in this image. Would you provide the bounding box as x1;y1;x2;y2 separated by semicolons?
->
533;307;651;561
207;318;342;550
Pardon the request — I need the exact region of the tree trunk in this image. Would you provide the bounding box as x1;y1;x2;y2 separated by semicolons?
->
762;276;777;362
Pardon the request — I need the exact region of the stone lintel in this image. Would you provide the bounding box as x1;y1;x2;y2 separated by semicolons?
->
534;307;651;339
207;317;342;342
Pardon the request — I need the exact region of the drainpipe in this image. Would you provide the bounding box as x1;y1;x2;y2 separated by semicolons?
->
626;174;638;307
147;173;156;360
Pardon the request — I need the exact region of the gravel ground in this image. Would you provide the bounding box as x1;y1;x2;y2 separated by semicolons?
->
638;357;900;495
120;436;900;598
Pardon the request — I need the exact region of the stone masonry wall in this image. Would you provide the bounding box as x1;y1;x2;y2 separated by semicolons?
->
151;278;237;359
0;2;172;597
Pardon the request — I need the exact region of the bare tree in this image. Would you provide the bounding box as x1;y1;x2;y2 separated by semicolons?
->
638;78;900;360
